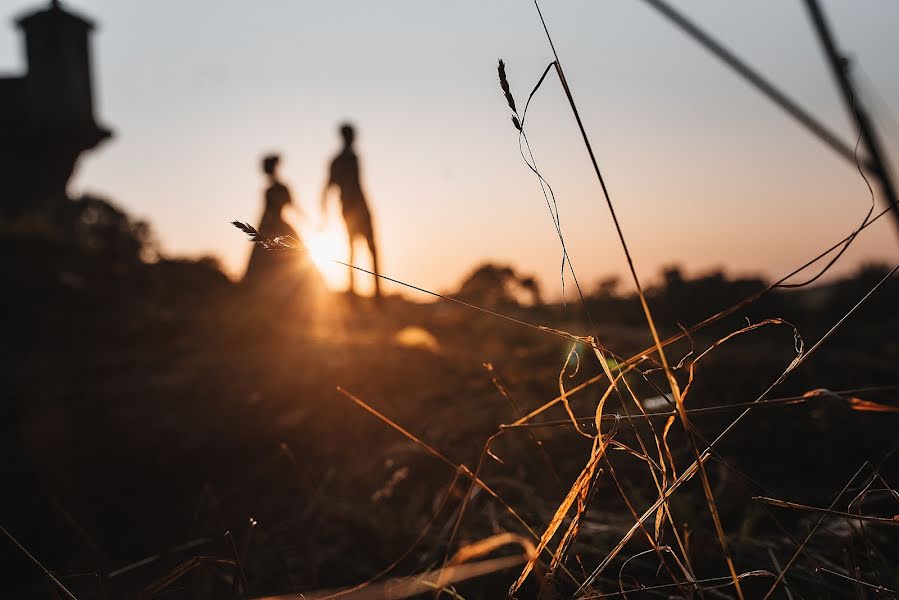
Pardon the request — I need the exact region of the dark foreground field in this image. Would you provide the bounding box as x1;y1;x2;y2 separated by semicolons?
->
2;231;898;599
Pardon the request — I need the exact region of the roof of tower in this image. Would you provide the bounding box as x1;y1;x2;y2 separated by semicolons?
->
16;1;95;32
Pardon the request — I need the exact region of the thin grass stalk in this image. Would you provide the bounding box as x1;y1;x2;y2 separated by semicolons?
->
442;431;502;567
317;470;464;600
335;388;535;537
334;387;584;586
502;385;899;428
815;567;899;595
530;1;745;593
763;446;899;598
0;524;80;600
484;362;561;484
616;374;697;585
753;497;899;527
580;263;899;591
601;456;694;597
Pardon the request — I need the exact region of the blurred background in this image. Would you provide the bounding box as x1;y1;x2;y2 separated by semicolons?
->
2;0;897;295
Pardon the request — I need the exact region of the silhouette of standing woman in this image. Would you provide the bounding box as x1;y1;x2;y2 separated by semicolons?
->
244;154;314;295
321;123;381;299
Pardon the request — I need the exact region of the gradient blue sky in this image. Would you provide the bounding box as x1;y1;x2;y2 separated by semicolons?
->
2;0;897;297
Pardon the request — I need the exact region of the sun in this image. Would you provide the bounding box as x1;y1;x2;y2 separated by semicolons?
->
302;223;348;290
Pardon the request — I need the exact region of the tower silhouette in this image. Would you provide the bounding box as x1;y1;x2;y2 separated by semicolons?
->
0;0;112;220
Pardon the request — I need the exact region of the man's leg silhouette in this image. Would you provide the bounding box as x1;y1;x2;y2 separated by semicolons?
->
365;231;381;299
347;236;356;295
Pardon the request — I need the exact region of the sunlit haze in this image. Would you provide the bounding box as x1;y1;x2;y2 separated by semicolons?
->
2;0;897;298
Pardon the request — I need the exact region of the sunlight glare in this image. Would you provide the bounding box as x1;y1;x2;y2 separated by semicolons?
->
302;223;348;290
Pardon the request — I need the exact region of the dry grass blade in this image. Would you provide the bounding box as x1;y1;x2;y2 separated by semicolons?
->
582;569;780;599
616;547;695;598
593;199;899;387
335;387;557;550
449;532;536;565
443;431;503;567
798;386;899;414
846;397;899;412
509;429;612;594
508;361;642;428
815;567;899;595
560;344;593;438
108;537;213;579
337;388;586;590
754;496;899;526
1;523;80;600
580;264;899;594
614;371;695;580
548;384;626;582
225;529;249;596
577;456;707;592
253;556;525;600
530;1;750;592
603;461;695;597
546;465;601;582
316;471;463;600
500;385;899;429
506;350;632;592
141;556;236;599
761;462;873;600
766;549;795;600
661;415;678;479
484;362;560;483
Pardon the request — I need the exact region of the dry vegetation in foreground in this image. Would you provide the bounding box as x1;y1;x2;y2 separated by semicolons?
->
4;6;899;600
3;217;898;599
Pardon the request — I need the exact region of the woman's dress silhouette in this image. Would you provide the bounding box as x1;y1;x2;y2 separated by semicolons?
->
244;154;321;301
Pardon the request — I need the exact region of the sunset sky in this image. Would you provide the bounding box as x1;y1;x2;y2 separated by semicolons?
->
2;0;898;298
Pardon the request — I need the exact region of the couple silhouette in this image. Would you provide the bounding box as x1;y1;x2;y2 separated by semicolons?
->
244;123;381;300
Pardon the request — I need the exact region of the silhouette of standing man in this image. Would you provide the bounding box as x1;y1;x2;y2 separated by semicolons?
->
321;123;381;299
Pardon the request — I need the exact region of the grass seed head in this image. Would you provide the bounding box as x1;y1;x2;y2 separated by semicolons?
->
497;59;517;114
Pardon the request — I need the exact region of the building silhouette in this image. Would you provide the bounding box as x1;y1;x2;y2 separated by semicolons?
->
0;0;111;220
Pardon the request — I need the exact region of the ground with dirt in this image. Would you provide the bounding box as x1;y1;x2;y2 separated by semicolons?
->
3;233;897;599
